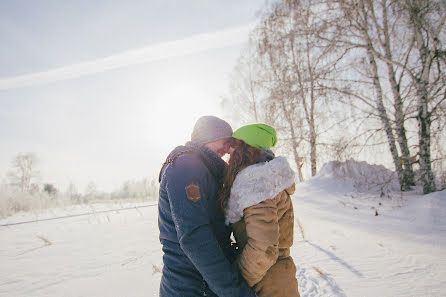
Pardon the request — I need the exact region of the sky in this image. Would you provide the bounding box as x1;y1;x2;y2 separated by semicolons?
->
0;0;266;192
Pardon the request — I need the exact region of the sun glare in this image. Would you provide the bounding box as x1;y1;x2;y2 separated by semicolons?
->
147;80;220;151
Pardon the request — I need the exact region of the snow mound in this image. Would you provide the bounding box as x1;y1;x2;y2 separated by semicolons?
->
315;159;400;194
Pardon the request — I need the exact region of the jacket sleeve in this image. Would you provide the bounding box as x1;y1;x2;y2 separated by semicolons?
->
237;198;280;286
165;154;256;297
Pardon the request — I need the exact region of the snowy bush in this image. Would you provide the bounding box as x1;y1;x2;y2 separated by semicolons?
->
0;185;69;219
110;178;159;201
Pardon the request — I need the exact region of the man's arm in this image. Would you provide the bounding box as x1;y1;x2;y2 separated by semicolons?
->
166;154;256;297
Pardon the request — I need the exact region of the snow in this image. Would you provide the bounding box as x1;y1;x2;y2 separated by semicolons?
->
292;179;446;296
1;160;445;297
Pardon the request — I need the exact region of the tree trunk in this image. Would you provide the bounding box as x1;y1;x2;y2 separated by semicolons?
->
415;45;436;193
381;0;416;188
367;46;406;190
359;0;406;190
417;88;436;194
264;33;305;182
280;96;305;182
309;124;317;177
306;35;317;177
300;88;317;177
410;2;437;194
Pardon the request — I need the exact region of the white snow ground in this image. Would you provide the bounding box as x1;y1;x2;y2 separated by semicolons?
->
1;160;445;297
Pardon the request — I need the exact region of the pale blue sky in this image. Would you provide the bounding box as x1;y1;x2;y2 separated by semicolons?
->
0;0;266;192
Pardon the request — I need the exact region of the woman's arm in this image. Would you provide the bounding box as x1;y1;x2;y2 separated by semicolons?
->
237;198;280;286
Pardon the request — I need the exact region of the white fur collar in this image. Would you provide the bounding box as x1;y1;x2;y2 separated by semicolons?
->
225;156;295;225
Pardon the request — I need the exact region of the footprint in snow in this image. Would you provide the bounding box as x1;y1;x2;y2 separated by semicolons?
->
297;266;347;297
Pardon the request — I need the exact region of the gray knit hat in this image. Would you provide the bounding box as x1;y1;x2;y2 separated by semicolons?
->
191;116;233;144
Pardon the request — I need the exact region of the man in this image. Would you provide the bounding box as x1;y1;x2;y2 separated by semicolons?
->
158;116;256;297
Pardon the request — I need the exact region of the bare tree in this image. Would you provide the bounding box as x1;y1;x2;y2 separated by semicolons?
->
357;0;407;190
221;45;265;125
313;0;422;190
65;183;80;203
7;153;40;193
398;0;446;193
224;0;445;193
319;0;445;193
84;181;97;202
252;0;347;177
369;0;416;187
143;177;160;200
257;20;306;180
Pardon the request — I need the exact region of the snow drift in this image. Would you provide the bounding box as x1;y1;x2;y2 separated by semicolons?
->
315;159;401;194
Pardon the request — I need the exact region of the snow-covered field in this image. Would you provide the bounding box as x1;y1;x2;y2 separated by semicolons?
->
1;161;445;297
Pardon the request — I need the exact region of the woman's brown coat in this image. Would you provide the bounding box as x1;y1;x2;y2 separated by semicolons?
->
225;156;300;297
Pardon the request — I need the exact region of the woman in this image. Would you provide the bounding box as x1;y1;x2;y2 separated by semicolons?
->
219;124;300;297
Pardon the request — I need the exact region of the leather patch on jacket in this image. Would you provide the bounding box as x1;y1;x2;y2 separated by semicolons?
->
185;184;201;202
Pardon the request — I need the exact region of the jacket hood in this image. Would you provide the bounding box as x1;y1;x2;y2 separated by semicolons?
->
257;149;275;163
159;142;226;183
225;156;295;225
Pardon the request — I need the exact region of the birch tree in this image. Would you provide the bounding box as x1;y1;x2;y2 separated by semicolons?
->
321;0;444;193
224;0;445;192
7;153;40;193
253;0;345;177
370;0;416;187
398;0;446;193
356;0;407;190
316;0;419;190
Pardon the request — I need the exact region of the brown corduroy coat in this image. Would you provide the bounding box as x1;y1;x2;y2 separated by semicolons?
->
225;156;300;297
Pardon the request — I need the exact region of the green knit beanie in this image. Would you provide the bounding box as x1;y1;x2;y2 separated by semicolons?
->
232;124;277;149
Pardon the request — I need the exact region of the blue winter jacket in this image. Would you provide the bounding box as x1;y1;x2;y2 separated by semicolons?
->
158;142;256;297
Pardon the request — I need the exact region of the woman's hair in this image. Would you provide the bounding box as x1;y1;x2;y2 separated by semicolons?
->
218;139;262;211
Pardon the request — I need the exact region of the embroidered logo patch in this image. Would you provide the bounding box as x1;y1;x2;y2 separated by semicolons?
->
185;184;201;202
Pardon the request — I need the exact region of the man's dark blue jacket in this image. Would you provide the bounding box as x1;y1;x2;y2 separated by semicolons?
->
158;142;256;297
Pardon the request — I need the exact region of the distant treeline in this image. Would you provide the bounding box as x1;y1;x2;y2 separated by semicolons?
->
0;152;159;219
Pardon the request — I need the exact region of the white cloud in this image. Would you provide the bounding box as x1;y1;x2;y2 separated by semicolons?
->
0;23;255;90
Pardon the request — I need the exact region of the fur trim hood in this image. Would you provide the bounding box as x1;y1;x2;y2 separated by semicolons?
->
225;156;295;225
